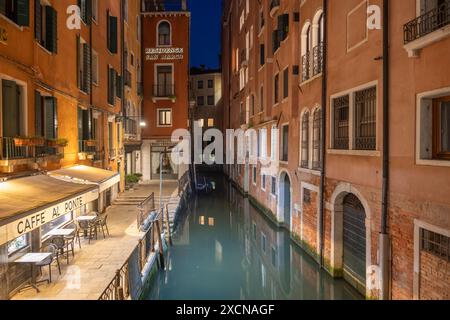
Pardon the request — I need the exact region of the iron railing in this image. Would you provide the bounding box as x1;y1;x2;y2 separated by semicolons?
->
137;193;156;229
1;137;60;160
312;43;324;77
124;118;137;136
153;84;175;98
404;0;450;44
333;95;350;150
301;52;310;82
354;87;377;150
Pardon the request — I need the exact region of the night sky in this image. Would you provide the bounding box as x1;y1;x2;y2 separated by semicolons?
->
188;0;222;69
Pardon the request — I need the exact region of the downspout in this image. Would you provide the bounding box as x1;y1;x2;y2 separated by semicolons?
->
319;0;328;269
380;0;391;300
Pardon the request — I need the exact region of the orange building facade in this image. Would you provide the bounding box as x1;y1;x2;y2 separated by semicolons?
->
141;0;190;181
222;0;450;300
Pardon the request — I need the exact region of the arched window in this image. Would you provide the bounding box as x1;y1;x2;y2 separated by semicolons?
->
318;13;324;44
158;21;171;46
312;11;324;76
301;112;310;168
301;23;313;81
312;108;322;169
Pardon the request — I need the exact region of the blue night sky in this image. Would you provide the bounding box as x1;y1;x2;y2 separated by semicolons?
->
188;0;222;69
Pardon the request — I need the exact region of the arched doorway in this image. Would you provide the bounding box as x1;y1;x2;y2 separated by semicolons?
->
343;194;366;293
278;172;292;230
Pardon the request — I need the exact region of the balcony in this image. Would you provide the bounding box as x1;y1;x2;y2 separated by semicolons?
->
301;43;324;83
404;1;450;57
153;84;175;99
270;0;280;17
142;0;187;12
0;137;62;163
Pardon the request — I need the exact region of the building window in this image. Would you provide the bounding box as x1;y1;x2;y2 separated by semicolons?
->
250;94;255;116
35;93;57;140
260;44;265;66
158;109;172;126
433;96;450;160
333;95;350;150
7;234;28;256
253;166;257;185
261;234;267;253
354;87;377;150
259;86;264;112
197;96;205;106
207;95;215;106
281;125;289;162
208;79;214;89
301;112;309;168
108;121;114;152
208;118;214;127
274;74;279;105
271;176;276;196
107;66;117;105
1;79;26;140
312;109;322;169
271;125;278;161
107;10;118;54
92;50;99;85
155;65;173;97
262;174;266;191
283;67;289;99
261;128;267;159
158;21;171;46
0;0;30;26
421;229;449;261
35;2;57;53
303;188;311;204
198;80;204;89
77;36;91;93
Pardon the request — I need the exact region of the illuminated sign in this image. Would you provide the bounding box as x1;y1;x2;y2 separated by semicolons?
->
145;47;184;61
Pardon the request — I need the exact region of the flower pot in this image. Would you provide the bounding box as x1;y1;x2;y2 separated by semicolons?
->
13;137;30;147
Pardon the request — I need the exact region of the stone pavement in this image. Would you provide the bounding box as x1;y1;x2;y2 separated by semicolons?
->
12;181;179;300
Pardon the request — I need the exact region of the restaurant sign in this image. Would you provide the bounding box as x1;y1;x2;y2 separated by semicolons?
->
0;189;98;245
145;47;184;61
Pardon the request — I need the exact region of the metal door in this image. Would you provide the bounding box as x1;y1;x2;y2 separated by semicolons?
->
343;194;366;288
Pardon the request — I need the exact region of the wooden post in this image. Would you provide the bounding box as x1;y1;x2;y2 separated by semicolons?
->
155;215;165;270
165;204;173;246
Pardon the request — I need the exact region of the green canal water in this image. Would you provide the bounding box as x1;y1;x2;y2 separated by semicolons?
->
145;175;362;300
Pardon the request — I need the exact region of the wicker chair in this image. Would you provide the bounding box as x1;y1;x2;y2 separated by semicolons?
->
36;244;61;283
95;213;110;239
78;219;99;244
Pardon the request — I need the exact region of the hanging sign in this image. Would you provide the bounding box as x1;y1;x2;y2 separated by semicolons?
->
145;47;184;61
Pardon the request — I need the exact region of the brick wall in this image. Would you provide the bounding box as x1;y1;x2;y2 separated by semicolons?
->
419;251;450;300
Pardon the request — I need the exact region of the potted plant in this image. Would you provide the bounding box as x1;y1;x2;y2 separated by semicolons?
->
169;94;177;103
13;136;31;147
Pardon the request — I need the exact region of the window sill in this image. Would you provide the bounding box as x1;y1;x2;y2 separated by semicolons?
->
298;167;321;176
300;73;322;86
416;158;450;168
36;42;55;56
327;149;380;157
0;14;24;30
404;24;450;58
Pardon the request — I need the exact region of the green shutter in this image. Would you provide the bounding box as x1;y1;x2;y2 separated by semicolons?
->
82;109;90;140
35;91;43;136
44;97;57;139
45;6;57;53
108;14;118;54
34;0;41;42
16;0;30;26
0;0;6;16
2;80;20;137
86;0;92;24
83;43;91;93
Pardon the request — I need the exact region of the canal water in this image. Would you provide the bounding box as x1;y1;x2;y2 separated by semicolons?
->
145;175;362;300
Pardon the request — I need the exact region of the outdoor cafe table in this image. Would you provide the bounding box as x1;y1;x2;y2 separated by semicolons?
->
46;228;75;237
15;253;52;293
76;215;97;222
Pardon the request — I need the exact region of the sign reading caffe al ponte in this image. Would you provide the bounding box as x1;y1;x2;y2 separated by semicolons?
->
145;47;184;61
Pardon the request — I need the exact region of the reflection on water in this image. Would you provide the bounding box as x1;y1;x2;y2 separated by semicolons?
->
145;175;362;300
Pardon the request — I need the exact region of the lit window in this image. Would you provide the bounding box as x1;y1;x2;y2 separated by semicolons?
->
208;119;214;127
158;21;171;46
158;109;172;126
8;235;28;256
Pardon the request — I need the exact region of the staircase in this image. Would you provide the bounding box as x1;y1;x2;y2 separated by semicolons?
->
113;196;148;206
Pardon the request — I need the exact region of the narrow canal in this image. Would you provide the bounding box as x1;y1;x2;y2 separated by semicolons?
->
145;175;362;300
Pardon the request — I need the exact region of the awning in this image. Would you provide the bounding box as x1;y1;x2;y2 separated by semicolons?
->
48;165;121;193
0;175;99;245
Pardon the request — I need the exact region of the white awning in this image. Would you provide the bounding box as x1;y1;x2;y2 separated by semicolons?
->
48;165;121;193
0;175;99;246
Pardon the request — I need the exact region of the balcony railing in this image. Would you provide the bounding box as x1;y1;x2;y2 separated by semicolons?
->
404;0;450;44
302;43;324;82
1;137;60;161
153;84;175;98
301;52;310;82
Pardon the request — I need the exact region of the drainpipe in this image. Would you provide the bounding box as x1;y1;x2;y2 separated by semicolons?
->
319;0;328;269
380;0;391;300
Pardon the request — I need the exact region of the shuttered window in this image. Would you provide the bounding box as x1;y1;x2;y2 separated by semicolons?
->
283;68;289;99
301;112;309;168
78;0;92;24
107;11;118;54
35;92;57;139
272;30;279;54
2;79;21;137
34;2;57;53
76;36;91;93
1;0;29;26
260;44;265;66
108;66;116;105
278;13;289;42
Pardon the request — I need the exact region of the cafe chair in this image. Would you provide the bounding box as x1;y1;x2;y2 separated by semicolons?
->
95;213;110;239
51;237;66;259
67;222;82;249
88;218;99;244
36;244;61;284
78;219;98;244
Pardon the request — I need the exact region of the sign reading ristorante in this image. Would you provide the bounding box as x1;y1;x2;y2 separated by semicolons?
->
0;189;98;245
145;47;184;61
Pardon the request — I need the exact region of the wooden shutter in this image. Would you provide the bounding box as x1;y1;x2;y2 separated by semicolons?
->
44;97;55;139
16;0;30;26
108;12;118;54
34;0;41;42
45;6;57;53
83;43;91;93
0;0;5;16
35;91;43;136
2;80;20;137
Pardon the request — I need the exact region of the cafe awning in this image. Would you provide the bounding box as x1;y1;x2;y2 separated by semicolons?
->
48;165;121;193
0;174;98;245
